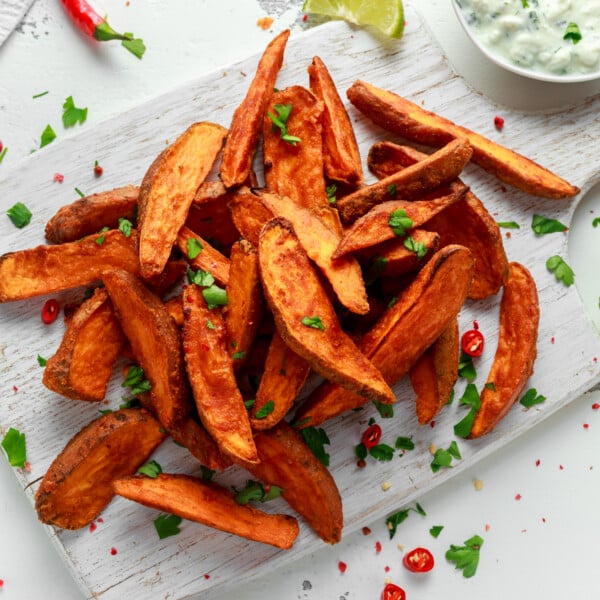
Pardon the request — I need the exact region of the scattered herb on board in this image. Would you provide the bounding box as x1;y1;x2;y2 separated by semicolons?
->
497;220;519;229
454;383;481;438
519;388;546;408
6;202;32;228
154;513;182;539
546;255;574;286
385;503;426;539
1;427;27;467
234;480;282;505
138;460;163;478
300;426;331;466
267;103;301;145
531;214;568;234
40;124;56;148
430;441;461;472
301;315;326;331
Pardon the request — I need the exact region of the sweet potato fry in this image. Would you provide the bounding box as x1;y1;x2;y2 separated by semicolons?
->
113;473;298;549
333;183;468;259
368;141;509;299
182;283;259;464
233;187;369;315
308;55;363;186
241;422;343;544
409;318;459;424
45;184;139;244
137;121;227;280
249;331;311;431
176;224;230;287
294;245;473;427
469;262;539;438
102;270;193;431
335;137;473;224
43;288;126;402
0;229;139;302
220;29;290;188
258;217;394;405
35;408;166;529
223;239;263;370
347;80;579;199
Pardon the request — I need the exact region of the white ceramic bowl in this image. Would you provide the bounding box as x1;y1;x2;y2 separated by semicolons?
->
451;0;600;83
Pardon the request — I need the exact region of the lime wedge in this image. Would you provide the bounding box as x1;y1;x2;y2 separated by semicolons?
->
302;0;405;38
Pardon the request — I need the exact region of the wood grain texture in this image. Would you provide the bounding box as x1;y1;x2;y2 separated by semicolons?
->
1;6;600;599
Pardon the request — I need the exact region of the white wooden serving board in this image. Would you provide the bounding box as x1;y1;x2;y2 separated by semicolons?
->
1;6;600;599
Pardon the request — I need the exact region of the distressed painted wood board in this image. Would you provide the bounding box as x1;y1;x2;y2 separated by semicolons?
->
1;6;600;599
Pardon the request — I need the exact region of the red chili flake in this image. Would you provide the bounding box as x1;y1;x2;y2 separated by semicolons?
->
362;526;371;536
375;541;382;553
302;13;308;22
338;561;347;574
98;517;104;523
94;162;104;176
201;343;210;352
24;461;31;472
0;140;3;152
535;459;541;467
559;464;564;470
0;579;4;588
472;319;479;330
506;231;512;239
89;522;97;533
53;173;64;183
110;547;118;555
500;185;507;192
494;115;505;130
13;385;18;393
429;420;436;428
384;565;391;573
515;493;522;500
357;458;366;468
203;574;210;580
551;336;555;344
592;403;600;410
485;524;491;532
594;357;598;363
41;298;60;324
542;517;546;523
583;423;590;429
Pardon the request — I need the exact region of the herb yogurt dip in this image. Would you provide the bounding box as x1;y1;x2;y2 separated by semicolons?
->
455;0;600;77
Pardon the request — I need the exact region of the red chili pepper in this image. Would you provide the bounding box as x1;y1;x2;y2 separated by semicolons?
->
403;547;435;573
381;582;406;600
41;299;60;324
494;115;505;130
361;423;382;449
461;329;484;357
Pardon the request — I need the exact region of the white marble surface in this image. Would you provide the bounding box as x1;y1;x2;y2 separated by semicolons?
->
1;1;600;599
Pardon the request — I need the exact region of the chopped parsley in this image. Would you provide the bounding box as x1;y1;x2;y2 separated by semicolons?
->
6;202;32;228
453;383;481;438
137;460;162;478
40;124;56;148
445;534;484;578
300;426;331;466
388;209;413;237
154;513;182;539
430;440;461;472
32;90;49;98
519;388;546;408
326;184;338;204
268;103;301;145
563;22;582;44
387;183;397;198
187;267;228;309
187;237;203;259
385;503;426;539
430;525;444;538
373;400;394;419
234;480;282;505
531;214;568;234
118;217;133;237
37;355;47;367
395;435;415;451
496;221;520;229
301;315;326;331
0;146;7;163
458;353;477;381
404;235;427;258
1;427;26;467
546;255;574;286
122;35;146;59
254;400;275;419
122;364;151;396
62;96;88;127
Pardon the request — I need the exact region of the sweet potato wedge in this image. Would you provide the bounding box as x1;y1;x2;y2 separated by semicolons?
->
258;217;394;405
137;121;227;280
294;245;474;427
469;262;539;438
409;317;459;424
367;141;509;299
333;184;467;259
176;224;230;287
241;422;343;544
35;408;166;529
347;80;579;199
220;29;290;188
102;270;193;431
113;473;298;549
223;239;263;370
0;229;139;302
182;283;259;464
335;137;473;224
45;184;139;244
308;55;363;186
43;288;126;402
249;330;311;431
233;187;369;315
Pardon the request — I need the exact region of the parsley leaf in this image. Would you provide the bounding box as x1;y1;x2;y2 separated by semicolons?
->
268;103;301;145
122;364;151;396
453;383;481;438
519;388;546;408
388;209;413;237
137;460;162;478
395;436;415;451
430;525;444;538
62;96;88;127
40;124;56;148
1;427;26;467
546;255;574;286
431;441;461;472
497;221;520;229
593;217;600;228
373;400;394;419
118;217;133;237
531;214;568;234
563;22;582;44
458;353;477;381
187;237;203;259
404;236;427;258
37;355;47;367
446;534;484;578
300;426;331;466
234;480;282;505
187;267;214;287
326;184;337;204
154;513;182;539
203;285;228;309
122;36;146;59
369;443;395;462
254;400;275;419
386;503;426;539
301;315;326;331
7;202;32;228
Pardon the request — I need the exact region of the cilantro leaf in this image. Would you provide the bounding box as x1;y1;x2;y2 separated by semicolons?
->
385;503;426;539
300;426;331;466
458;353;477;381
519;388;546;408
430;525;444;538
122;364;151;396
563;22;582;44
431;441;461;472
137;460;162;478
404;235;427;258
369;443;395;462
1;427;27;467
446;534;484;578
453;383;481;438
388;209;413;237
395;436;415;451
187;237;203;259
118;217;133;237
531;214;568;234
7;202;32;228
301;315;326;331
546;255;574;286
40;124;56;148
154;513;182;539
187;267;214;287
62;96;88;127
254;400;275;419
37;355;47;367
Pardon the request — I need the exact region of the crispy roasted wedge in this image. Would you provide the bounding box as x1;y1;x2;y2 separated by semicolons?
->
182;283;259;464
176;224;230;287
0;229;139;302
137;121;227;280
240;422;343;544
333;183;467;259
223;239;263;370
250;331;311;431
220;29;290;188
35;408;166;529
258;217;394;405
113;473;298;549
233;187;369;315
409;318;459;424
295;245;474;427
45;185;139;244
102;270;193;431
308;55;363;186
43;288;125;402
335;137;473;224
347;80;579;199
367;141;509;299
469;262;539;438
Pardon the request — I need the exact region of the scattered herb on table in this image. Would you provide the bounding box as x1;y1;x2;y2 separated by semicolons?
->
445;534;484;578
40;124;56;148
62;96;88;127
546;255;574;286
385;503;426;539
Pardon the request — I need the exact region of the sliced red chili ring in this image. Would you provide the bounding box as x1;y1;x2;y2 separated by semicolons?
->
461;329;484;357
361;423;382;449
403;546;434;572
41;298;60;324
381;582;406;600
